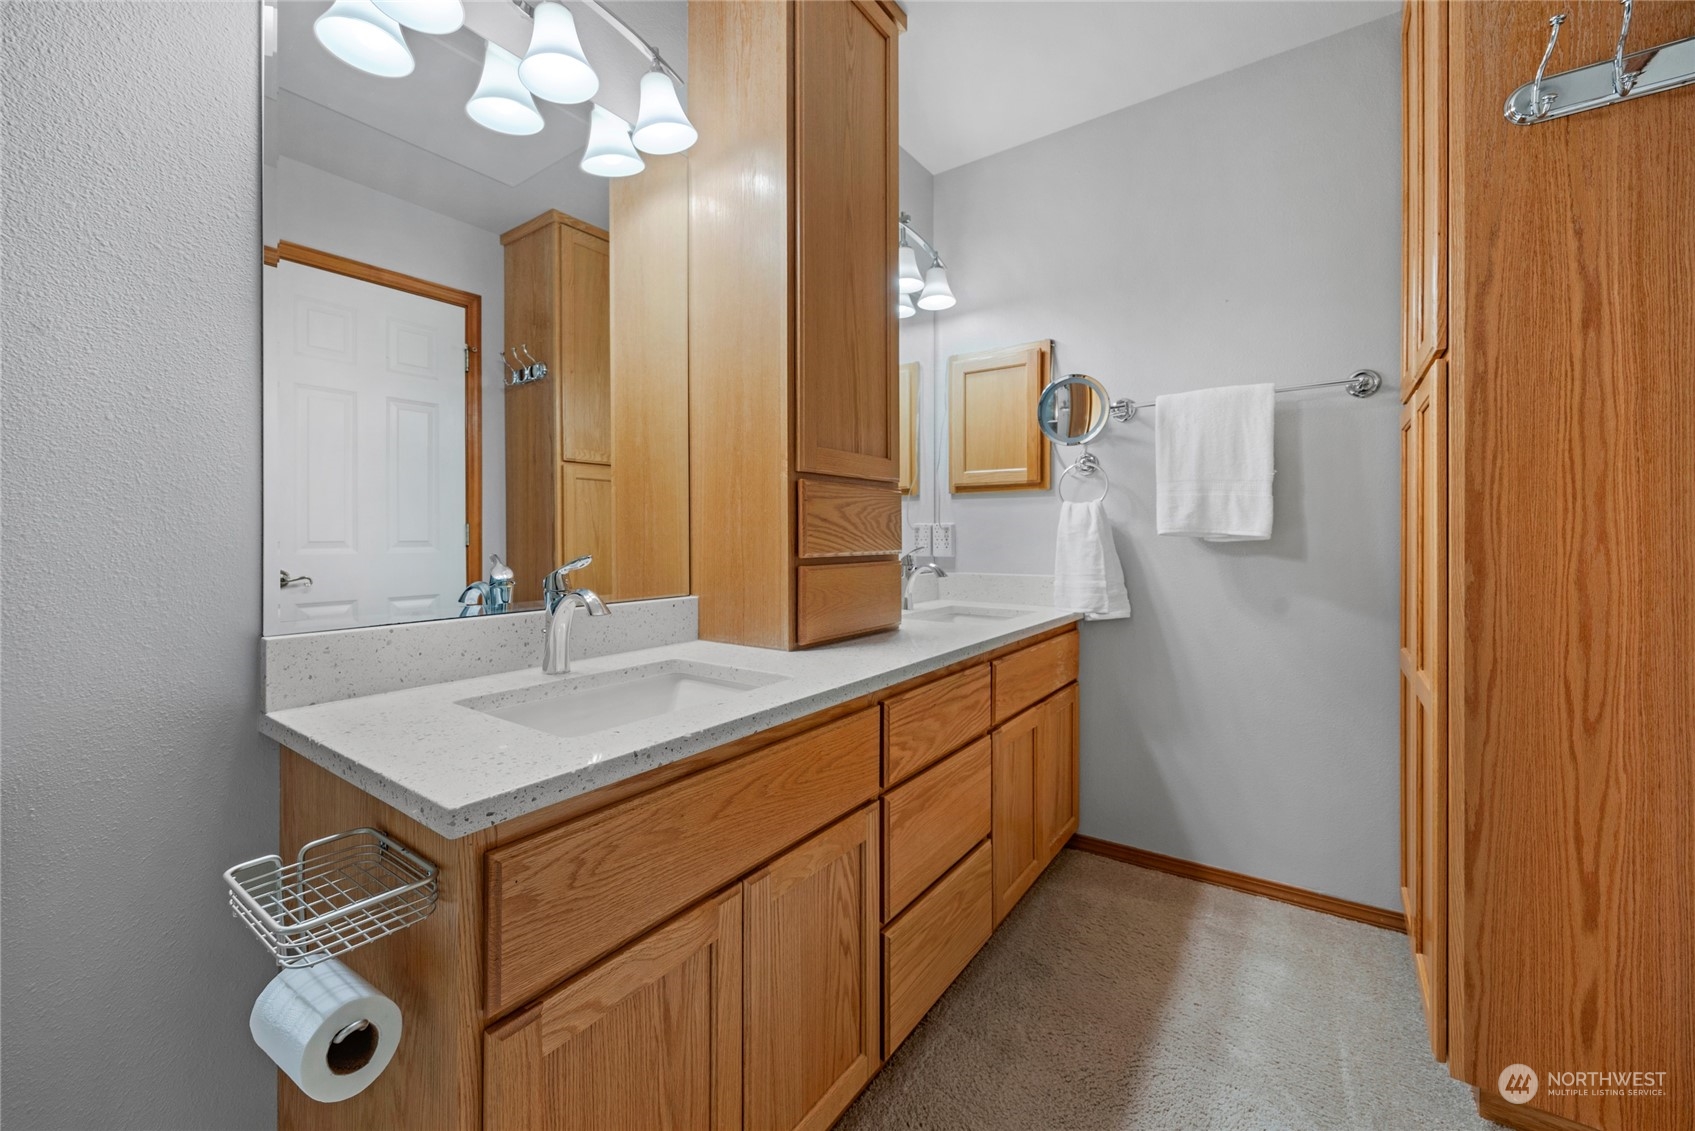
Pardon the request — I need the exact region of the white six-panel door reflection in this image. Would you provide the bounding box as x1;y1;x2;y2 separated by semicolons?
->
263;261;466;635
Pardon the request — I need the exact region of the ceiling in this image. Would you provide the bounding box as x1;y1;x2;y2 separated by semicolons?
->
267;0;687;234
900;0;1399;174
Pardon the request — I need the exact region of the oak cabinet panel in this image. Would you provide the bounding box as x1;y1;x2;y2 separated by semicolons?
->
796;478;903;559
483;888;742;1131
991;629;1079;725
743;805;881;1131
948;341;1051;492
882;840;993;1056
881;738;992;919
560;461;613;598
991;684;1080;924
795;560;902;646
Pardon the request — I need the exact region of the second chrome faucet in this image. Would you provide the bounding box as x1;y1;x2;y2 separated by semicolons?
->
542;556;610;675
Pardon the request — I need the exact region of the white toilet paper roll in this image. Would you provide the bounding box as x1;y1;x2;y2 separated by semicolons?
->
250;959;403;1103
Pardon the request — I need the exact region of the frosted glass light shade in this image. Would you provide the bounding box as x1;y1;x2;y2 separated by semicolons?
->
372;0;463;34
519;2;599;104
916;265;956;310
467;43;544;136
897;245;924;294
314;0;414;77
581;105;645;177
632;70;697;154
896;290;916;319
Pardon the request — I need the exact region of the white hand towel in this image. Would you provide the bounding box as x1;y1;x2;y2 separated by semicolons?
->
1053;500;1131;621
1155;383;1275;541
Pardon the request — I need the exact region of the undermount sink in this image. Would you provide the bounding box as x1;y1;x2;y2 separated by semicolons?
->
463;662;785;740
904;604;1026;624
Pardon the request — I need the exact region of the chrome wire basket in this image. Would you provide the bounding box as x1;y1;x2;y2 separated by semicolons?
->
225;828;438;967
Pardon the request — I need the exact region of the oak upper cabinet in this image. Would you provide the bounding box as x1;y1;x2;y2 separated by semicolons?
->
483;888;743;1131
949;341;1052;493
743;806;881;1131
1400;0;1446;397
689;0;906;649
502;210;613;602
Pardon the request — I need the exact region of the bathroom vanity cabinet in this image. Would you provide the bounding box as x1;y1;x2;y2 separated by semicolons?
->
276;624;1079;1131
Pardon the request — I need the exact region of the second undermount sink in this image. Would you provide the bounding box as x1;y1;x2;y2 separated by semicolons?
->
462;662;786;740
904;604;1027;624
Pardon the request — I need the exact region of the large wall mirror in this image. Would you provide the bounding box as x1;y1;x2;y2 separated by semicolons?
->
261;0;690;636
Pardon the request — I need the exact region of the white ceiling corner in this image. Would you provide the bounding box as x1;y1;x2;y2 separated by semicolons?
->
899;0;1400;175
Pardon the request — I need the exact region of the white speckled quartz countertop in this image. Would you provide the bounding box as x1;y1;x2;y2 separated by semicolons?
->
259;602;1080;839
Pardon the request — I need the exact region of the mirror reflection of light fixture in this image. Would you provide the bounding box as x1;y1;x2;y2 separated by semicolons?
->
467;42;544;135
897;290;916;319
518;1;599;104
371;0;464;34
581;105;645;177
632;68;697;154
917;265;955;311
897;243;924;295
899;214;956;312
314;0;414;77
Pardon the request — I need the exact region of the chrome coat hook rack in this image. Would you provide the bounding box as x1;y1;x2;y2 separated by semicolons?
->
1506;0;1695;124
503;344;547;387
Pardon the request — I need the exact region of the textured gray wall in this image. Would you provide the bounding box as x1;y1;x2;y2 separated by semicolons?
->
924;17;1404;908
2;3;278;1128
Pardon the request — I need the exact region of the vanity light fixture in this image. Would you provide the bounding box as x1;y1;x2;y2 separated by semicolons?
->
580;105;645;177
517;1;599;104
917;265;956;311
466;42;545;136
372;0;464;35
897;241;925;295
314;0;415;78
900;214;957;312
631;68;697;155
897;290;917;319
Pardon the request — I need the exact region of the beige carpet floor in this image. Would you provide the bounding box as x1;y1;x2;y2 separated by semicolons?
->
837;850;1493;1131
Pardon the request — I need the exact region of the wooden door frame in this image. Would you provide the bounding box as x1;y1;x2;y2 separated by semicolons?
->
264;240;484;583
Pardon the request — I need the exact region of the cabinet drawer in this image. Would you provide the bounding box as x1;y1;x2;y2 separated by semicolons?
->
796;560;901;646
797;478;902;558
992;630;1079;724
882;840;994;1056
486;708;881;1016
882;738;991;920
883;663;991;786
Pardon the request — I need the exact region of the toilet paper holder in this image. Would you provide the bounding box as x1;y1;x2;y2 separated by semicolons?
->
225;827;439;968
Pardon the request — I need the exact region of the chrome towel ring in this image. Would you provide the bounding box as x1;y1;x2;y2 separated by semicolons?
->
1058;451;1109;504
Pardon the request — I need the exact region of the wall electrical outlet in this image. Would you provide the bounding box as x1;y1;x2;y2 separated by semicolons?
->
911;523;933;554
933;523;956;557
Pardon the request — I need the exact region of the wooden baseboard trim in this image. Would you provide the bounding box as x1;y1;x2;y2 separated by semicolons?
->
1067;834;1406;934
1477;1090;1601;1131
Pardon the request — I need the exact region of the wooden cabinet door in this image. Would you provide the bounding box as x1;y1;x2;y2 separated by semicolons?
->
1398;358;1446;1062
1400;0;1447;399
948;341;1052;492
483;887;743;1131
743;805;880;1131
1035;684;1080;866
559;460;613;598
990;704;1042;924
793;0;900;483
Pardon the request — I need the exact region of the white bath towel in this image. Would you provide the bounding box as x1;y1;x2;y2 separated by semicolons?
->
1053;500;1131;621
1155;383;1275;541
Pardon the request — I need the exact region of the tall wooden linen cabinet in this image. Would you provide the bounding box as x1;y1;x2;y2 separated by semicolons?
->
1399;4;1695;1129
689;0;907;649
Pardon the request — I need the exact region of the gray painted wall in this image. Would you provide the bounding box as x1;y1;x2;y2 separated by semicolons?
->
2;3;278;1128
921;16;1404;908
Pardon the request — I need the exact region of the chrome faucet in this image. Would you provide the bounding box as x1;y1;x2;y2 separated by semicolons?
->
541;555;610;674
901;553;948;611
458;554;515;616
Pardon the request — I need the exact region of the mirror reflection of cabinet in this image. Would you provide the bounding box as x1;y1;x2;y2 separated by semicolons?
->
948;339;1052;493
502;211;612;602
898;362;919;495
